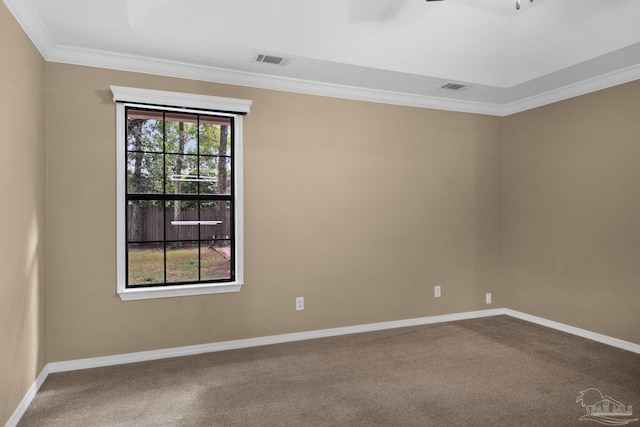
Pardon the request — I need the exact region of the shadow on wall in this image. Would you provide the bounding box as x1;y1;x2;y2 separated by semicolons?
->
0;211;45;425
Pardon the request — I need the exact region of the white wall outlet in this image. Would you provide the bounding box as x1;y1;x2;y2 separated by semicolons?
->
296;296;304;311
434;285;441;298
486;293;492;304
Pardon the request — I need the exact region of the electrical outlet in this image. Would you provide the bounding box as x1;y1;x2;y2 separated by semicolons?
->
434;285;441;298
486;293;492;304
296;297;304;311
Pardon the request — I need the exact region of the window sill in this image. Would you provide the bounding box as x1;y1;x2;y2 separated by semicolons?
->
118;282;243;301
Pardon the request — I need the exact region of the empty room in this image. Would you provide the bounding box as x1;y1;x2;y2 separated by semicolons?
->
1;0;639;425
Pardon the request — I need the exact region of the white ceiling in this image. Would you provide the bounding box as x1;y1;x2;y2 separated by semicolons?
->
5;0;640;115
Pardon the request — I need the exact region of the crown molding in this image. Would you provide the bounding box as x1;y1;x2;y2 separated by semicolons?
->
503;62;640;115
48;44;506;116
3;0;55;58
45;44;640;117
5;0;640;117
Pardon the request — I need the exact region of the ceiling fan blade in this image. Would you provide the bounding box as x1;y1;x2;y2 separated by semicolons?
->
349;0;409;23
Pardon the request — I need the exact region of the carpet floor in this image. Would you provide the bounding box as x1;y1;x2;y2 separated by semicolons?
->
18;316;640;426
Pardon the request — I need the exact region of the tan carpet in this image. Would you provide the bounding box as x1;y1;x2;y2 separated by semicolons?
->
18;316;640;426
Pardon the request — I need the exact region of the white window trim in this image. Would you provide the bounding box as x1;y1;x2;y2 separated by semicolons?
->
112;86;252;301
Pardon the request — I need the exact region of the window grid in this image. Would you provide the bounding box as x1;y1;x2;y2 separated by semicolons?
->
125;106;235;288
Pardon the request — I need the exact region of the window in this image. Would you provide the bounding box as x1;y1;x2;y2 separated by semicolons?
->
112;86;252;300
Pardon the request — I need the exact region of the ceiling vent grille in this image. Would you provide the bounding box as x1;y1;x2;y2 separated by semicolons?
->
441;83;470;91
254;54;292;66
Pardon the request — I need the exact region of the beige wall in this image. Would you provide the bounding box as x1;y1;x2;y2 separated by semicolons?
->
44;63;503;361
0;2;46;426
503;81;640;343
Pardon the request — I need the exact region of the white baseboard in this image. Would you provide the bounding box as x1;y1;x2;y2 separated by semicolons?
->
6;307;501;426
7;307;639;427
503;309;640;354
5;366;49;427
48;308;504;373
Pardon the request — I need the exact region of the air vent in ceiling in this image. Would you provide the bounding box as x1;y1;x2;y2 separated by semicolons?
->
441;83;471;91
254;53;292;66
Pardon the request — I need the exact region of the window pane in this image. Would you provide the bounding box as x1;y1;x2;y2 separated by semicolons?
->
128;243;164;285
127;152;163;194
199;200;231;240
199;156;231;195
127;109;163;152
118;98;243;293
199;118;232;156
166;154;198;195
127;200;164;242
201;241;231;281
165;113;198;154
166;242;199;283
165;200;200;241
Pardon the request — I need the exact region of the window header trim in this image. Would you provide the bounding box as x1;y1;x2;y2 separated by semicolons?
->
110;86;252;115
